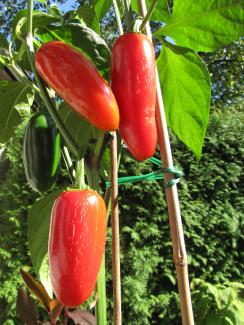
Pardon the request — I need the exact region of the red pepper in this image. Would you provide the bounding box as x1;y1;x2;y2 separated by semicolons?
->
110;32;157;161
35;41;119;131
48;190;107;307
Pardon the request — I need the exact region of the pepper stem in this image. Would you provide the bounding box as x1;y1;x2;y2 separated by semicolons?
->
139;0;157;32
85;130;107;325
75;158;86;189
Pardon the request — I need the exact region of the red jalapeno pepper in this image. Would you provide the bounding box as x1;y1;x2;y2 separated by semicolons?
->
35;41;119;131
111;32;157;161
48;189;107;307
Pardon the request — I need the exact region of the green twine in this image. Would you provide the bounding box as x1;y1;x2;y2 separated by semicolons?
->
105;158;183;188
149;157;162;166
162;166;183;188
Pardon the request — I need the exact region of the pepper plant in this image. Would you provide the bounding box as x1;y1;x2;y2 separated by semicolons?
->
0;0;243;324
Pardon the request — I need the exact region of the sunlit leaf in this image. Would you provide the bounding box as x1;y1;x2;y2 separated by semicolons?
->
77;5;100;33
58;102;99;156
39;253;52;298
36;23;110;72
0;81;34;143
157;42;211;158
12;9;62;38
28;190;62;279
131;0;170;22
92;0;112;20
0;33;8;48
154;0;244;51
48;4;63;18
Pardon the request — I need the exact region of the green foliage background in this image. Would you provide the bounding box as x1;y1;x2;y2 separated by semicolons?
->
0;107;243;324
0;123;38;323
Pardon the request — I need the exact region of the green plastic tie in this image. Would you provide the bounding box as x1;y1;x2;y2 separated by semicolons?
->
149;157;162;166
106;158;183;188
162;166;183;188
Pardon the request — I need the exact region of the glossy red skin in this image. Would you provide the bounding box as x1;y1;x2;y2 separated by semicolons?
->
35;41;119;131
48;190;107;307
110;33;157;161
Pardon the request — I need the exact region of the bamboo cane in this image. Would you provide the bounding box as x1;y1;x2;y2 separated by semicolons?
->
110;132;122;325
110;2;124;323
136;1;195;324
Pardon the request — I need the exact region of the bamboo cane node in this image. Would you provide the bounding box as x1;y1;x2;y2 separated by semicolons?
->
174;256;187;266
137;0;195;323
174;246;188;266
163;166;183;188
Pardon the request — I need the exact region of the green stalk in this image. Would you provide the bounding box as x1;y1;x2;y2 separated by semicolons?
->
95;256;106;325
113;0;124;35
14;42;26;63
123;0;133;31
96;3;125;325
62;146;76;184
9;62;40;92
75;158;86;189
139;0;157;32
26;0;80;158
86;131;104;189
85;131;106;325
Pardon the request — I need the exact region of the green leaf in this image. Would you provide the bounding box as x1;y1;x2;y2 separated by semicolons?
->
0;81;34;143
154;0;244;52
39;254;53;298
0;55;7;71
131;0;170;22
100;147;110;180
48;4;63;18
37;23;110;72
77;5;100;34
157;42;211;158
93;0;112;20
0;33;8;48
28;190;62;278
12;9;62;38
204;314;225;325
0;34;9;70
58;102;99;155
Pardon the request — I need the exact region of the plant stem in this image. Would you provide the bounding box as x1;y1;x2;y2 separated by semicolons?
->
85;130;106;325
136;1;195;324
63;307;68;325
86;131;105;189
139;0;157;32
27;0;33;35
123;0;133;31
95;257;106;325
93;131;105;167
113;0;124;35
26;0;80;158
93;133;122;325
9;62;40;92
14;42;26;62
62;146;76;184
75;158;85;189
